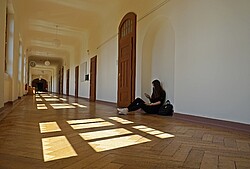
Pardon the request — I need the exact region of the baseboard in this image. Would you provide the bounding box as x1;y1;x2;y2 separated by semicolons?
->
96;100;116;107
0;97;26;122
4;101;13;106
77;96;89;101
174;112;250;134
49;92;90;102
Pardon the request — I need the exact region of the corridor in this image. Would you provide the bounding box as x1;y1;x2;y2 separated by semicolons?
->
0;94;249;169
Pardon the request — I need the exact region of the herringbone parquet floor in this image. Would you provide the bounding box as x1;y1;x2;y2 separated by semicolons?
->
0;94;249;169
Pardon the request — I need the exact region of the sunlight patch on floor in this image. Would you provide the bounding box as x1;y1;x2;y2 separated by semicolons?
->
38;92;47;94
88;134;151;152
36;98;43;101
155;133;175;139
45;98;60;101
109;117;134;124
70;121;114;130
133;125;175;139
50;103;76;109
71;103;87;108
67;118;105;125
41;95;52;98
79;128;132;141
42;136;77;162
37;104;48;110
59;98;67;101
39;122;61;133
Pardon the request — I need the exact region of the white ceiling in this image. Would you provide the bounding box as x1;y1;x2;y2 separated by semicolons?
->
11;0;162;78
9;0;127;79
12;0;123;66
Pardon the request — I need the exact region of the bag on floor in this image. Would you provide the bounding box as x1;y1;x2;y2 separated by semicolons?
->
158;100;174;116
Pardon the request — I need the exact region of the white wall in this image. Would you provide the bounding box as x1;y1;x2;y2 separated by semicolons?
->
91;0;250;124
139;16;175;102
138;0;250;124
168;0;250;124
78;60;89;98
96;37;118;103
67;39;87;97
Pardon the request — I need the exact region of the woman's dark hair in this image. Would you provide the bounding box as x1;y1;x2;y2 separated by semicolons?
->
151;79;164;99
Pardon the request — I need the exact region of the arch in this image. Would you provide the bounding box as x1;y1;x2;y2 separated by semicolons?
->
32;78;48;92
142;16;175;102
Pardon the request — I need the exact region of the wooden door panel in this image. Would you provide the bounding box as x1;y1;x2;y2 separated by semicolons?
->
118;41;132;107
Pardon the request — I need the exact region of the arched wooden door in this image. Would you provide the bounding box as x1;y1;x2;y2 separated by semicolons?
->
117;12;137;107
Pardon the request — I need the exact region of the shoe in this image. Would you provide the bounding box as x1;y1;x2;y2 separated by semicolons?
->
118;108;128;115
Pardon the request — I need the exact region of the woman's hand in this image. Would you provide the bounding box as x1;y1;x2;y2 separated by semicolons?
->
144;93;150;99
145;101;161;106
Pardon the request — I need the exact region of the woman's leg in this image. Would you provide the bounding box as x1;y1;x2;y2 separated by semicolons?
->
140;105;160;114
127;98;145;112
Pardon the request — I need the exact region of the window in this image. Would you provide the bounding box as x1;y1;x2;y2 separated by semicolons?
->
4;8;8;72
121;19;132;38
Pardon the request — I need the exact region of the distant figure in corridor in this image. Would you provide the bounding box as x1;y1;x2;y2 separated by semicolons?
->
117;79;166;115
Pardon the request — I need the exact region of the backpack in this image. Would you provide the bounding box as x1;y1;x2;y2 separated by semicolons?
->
158;100;174;116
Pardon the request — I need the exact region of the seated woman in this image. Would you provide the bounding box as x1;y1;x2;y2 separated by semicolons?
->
117;79;166;115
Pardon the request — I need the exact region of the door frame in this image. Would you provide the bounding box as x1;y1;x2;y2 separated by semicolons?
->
61;66;64;94
117;12;137;107
66;69;69;96
75;66;79;98
58;69;61;94
90;56;97;102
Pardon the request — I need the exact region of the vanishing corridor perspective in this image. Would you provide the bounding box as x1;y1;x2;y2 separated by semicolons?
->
0;0;250;168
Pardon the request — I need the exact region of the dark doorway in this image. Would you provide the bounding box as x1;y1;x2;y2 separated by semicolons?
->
37;82;43;91
32;78;48;92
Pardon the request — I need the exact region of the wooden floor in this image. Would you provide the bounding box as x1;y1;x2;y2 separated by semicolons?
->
0;94;250;169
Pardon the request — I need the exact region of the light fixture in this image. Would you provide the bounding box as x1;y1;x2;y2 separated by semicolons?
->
53;25;61;47
29;61;36;67
44;60;50;66
44;52;50;66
